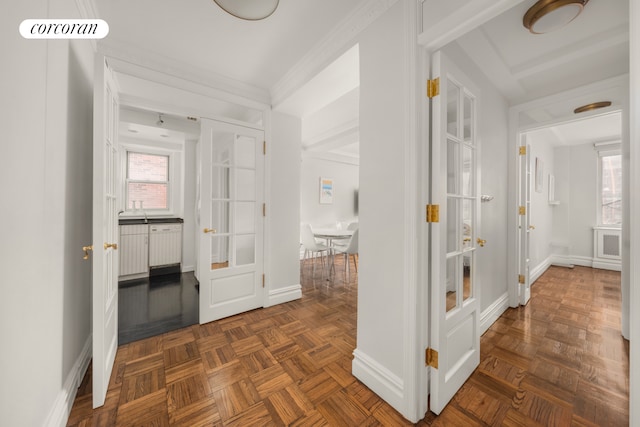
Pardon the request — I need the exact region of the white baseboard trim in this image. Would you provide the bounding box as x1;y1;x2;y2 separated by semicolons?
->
480;292;510;335
182;264;195;273
265;284;302;307
45;334;92;427
592;260;622;271
551;254;593;268
352;349;404;411
530;256;552;285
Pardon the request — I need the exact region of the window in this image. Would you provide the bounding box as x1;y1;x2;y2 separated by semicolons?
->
126;152;170;211
599;152;622;226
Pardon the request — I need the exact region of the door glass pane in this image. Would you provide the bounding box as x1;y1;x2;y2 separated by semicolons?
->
236;235;255;266
447;140;459;194
212;131;234;165
236;169;256;200
211;201;230;234
462;146;473;197
463;198;473;247
211;166;230;199
463;255;472;303
447;79;460;138
235;202;255;234
235;135;256;168
446;256;458;312
210;236;230;270
447;198;458;253
464;95;473;142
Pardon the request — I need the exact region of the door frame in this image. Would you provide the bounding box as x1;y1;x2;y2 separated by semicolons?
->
91;54;271;405
418;1;637;425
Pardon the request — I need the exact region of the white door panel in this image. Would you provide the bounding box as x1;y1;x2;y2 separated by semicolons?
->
429;50;481;415
92;55;119;408
519;136;532;305
199;119;264;324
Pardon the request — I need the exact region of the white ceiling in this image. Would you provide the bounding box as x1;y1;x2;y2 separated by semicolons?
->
456;0;629;106
527;111;622;147
94;0;363;91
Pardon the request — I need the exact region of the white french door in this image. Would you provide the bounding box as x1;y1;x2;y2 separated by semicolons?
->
199;118;264;324
518;136;532;305
429;50;482;414
92;55;120;408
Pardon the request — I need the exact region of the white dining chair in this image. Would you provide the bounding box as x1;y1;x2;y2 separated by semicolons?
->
333;228;358;280
300;224;331;277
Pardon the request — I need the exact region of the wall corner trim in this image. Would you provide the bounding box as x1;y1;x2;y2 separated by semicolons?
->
265;284;302;307
480;292;510;335
44;334;92;427
352;349;405;412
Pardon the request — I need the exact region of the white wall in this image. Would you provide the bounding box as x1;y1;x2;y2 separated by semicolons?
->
443;42;511;314
527;135;556;273
300;158;359;227
355;0;407;397
267;112;302;304
553;143;598;261
0;0;94;425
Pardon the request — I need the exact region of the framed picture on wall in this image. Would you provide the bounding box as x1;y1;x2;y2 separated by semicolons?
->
535;157;543;193
320;177;333;204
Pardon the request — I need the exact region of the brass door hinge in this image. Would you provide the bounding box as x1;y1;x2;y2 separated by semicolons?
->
519;206;526;215
426;204;440;223
519;146;527;155
519;274;525;284
262;274;265;288
427;78;440;98
263;141;266;155
426;347;439;368
263;203;266;217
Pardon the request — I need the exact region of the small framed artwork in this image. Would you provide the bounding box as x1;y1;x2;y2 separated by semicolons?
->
320;177;333;204
535;157;543;193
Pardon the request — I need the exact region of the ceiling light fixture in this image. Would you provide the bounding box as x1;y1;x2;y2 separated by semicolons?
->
574;101;612;114
213;0;279;21
523;0;589;34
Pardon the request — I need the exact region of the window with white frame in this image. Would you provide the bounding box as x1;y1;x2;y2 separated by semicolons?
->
598;150;622;226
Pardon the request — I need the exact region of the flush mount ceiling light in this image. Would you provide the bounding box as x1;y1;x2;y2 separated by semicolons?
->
523;0;589;34
213;0;279;21
574;101;612;114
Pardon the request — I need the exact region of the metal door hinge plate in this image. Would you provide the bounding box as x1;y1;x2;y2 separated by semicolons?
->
426;204;440;223
427;78;440;98
519;206;526;215
426;347;439;368
519;146;527;155
519;274;525;284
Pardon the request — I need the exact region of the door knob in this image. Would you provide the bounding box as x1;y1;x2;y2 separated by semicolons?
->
82;245;93;260
104;243;118;250
529;225;536;230
477;238;487;247
203;228;217;234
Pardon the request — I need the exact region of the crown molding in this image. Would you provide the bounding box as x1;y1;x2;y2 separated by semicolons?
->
98;39;271;106
301;150;359;166
271;0;399;107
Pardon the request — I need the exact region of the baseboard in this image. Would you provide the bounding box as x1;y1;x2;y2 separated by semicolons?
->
480;292;510;335
551;254;593;268
352;349;404;411
592;260;622;271
265;284;302;307
530;256;552;285
44;334;92;427
182;264;195;273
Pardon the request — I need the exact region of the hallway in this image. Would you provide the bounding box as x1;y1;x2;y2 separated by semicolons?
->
66;264;627;425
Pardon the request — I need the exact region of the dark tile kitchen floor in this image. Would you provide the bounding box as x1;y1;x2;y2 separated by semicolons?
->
118;272;199;345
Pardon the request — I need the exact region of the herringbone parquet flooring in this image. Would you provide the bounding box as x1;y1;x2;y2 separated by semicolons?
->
67;263;628;426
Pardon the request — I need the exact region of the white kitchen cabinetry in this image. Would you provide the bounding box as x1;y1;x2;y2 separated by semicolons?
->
119;224;149;277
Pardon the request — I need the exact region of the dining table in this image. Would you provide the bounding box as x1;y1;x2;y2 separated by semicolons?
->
312;228;354;275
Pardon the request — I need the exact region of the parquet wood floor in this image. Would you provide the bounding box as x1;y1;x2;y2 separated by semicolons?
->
68;264;628;426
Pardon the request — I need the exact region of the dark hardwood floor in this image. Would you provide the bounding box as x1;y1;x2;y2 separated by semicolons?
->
68;263;628;426
118;272;199;345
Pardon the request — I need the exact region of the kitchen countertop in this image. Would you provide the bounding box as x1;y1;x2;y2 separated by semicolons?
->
119;218;183;225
